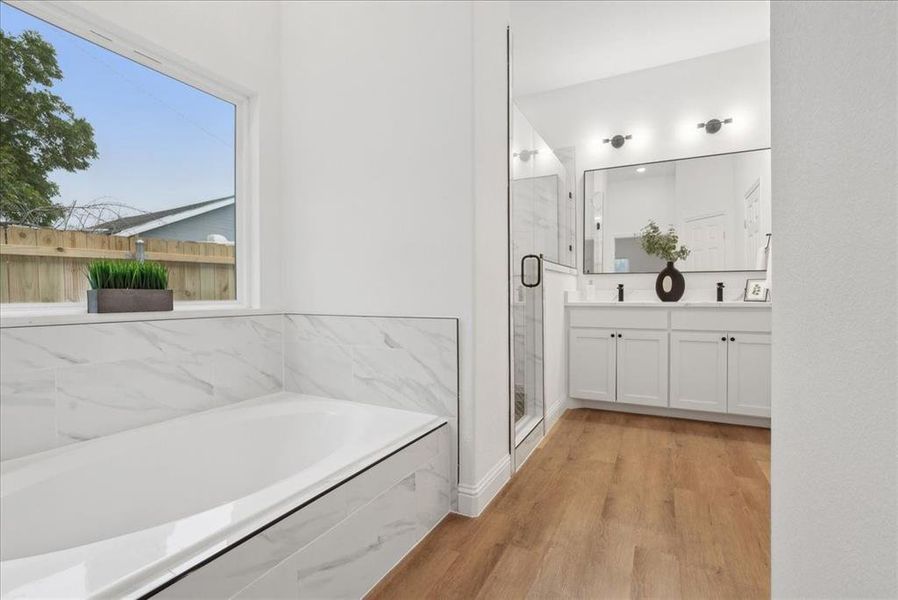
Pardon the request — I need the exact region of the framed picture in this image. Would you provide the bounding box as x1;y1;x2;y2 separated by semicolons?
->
743;278;769;302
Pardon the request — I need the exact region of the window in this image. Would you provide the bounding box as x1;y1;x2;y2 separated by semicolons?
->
0;2;245;308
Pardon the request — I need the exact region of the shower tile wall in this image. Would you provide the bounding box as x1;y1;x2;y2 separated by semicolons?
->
282;314;459;505
512;175;562;265
0;315;283;461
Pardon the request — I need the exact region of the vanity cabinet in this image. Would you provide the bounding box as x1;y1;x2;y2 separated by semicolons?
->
669;331;771;417
567;304;771;422
726;333;772;417
616;329;668;407
568;326;668;407
568;328;616;401
669;331;728;413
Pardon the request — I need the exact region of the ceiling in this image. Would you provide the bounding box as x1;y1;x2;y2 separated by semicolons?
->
511;1;770;97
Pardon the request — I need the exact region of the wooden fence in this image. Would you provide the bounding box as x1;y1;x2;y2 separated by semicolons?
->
0;225;236;303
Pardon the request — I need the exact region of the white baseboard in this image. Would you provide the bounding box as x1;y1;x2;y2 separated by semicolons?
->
455;453;511;517
545;398;569;432
568;398;771;428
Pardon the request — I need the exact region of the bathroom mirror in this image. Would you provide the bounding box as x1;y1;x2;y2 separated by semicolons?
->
583;148;771;273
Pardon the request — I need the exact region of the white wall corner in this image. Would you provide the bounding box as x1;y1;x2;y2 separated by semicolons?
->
456;453;512;517
545;397;569;432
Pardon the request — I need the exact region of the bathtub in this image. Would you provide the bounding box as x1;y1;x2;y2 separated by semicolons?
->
0;393;448;599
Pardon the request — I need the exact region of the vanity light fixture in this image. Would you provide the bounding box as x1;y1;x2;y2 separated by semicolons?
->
602;134;631;149
697;117;733;134
513;149;539;162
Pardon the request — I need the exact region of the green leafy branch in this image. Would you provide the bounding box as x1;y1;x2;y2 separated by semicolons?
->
638;220;691;263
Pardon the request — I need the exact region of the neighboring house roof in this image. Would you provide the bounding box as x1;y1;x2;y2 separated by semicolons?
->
93;195;235;236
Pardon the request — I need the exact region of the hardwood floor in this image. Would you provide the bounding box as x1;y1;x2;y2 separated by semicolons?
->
367;408;770;600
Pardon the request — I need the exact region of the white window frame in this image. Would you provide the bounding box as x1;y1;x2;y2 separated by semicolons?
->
0;0;260;322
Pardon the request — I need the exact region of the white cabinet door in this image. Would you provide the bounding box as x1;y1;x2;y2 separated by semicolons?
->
568;327;616;401
670;331;728;413
727;333;772;417
616;329;668;407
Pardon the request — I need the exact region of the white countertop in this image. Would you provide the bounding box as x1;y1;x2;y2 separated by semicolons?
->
566;300;771;308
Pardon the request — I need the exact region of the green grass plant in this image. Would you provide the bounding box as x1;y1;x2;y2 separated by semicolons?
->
86;260;169;290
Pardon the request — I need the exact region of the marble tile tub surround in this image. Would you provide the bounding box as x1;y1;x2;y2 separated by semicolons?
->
1;312;460;477
159;425;450;599
0;314;284;461
283;314;459;503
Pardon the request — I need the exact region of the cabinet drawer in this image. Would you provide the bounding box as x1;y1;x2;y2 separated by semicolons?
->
569;307;668;330
670;308;770;333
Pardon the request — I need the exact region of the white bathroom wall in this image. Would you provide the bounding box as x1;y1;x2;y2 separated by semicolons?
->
771;2;897;597
471;0;514;513
516;41;770;173
543;268;577;429
278;1;512;511
278;1;473;319
59;0;285;309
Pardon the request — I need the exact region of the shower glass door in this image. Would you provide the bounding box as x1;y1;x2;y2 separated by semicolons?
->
511;180;546;447
512;252;544;445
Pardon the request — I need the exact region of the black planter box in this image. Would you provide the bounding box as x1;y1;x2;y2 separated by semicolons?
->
87;289;174;313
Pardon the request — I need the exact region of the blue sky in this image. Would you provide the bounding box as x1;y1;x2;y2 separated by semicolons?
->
1;2;235;214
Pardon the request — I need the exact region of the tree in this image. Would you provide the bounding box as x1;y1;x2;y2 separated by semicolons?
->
0;29;98;227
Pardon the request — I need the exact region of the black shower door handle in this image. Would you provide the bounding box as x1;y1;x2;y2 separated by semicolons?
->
521;254;542;288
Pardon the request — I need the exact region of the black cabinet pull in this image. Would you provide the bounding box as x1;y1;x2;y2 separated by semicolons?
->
618;333;623;338
730;337;735;342
721;336;727;341
610;333;615;338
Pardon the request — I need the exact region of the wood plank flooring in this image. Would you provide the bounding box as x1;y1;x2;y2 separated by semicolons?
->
367;409;770;600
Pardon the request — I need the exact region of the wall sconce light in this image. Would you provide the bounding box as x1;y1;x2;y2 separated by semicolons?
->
513;149;539;162
697;117;733;134
602;134;631;149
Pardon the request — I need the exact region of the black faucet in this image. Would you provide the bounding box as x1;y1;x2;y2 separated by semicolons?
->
618;284;625;302
716;282;725;302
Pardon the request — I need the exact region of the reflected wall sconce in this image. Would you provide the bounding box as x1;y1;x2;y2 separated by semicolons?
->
602;134;631;149
697;117;733;134
514;149;539;161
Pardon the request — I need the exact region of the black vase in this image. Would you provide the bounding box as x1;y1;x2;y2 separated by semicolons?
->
655;261;685;302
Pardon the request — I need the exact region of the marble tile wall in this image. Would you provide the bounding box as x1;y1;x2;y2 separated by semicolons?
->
282;314;459;504
1;312;460;474
0;315;283;461
159;425;451;599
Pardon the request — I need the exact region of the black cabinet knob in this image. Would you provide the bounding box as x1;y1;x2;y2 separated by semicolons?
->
730;337;735;342
721;336;727;341
618;333;623;338
610;333;615;338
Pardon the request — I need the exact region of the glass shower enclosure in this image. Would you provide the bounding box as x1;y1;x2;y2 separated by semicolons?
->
509;103;573;460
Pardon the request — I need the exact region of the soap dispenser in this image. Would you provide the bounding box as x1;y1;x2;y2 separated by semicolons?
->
716;282;725;302
617;284;625;302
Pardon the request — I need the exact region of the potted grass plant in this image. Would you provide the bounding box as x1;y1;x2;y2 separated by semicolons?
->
638;220;691;302
86;260;173;313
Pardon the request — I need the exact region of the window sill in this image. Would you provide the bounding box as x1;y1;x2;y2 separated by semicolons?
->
0;303;282;329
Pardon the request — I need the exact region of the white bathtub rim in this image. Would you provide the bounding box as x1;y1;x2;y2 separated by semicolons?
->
1;391;402;473
0;393;447;599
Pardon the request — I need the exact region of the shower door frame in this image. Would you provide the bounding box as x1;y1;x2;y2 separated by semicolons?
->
507;25;546;472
